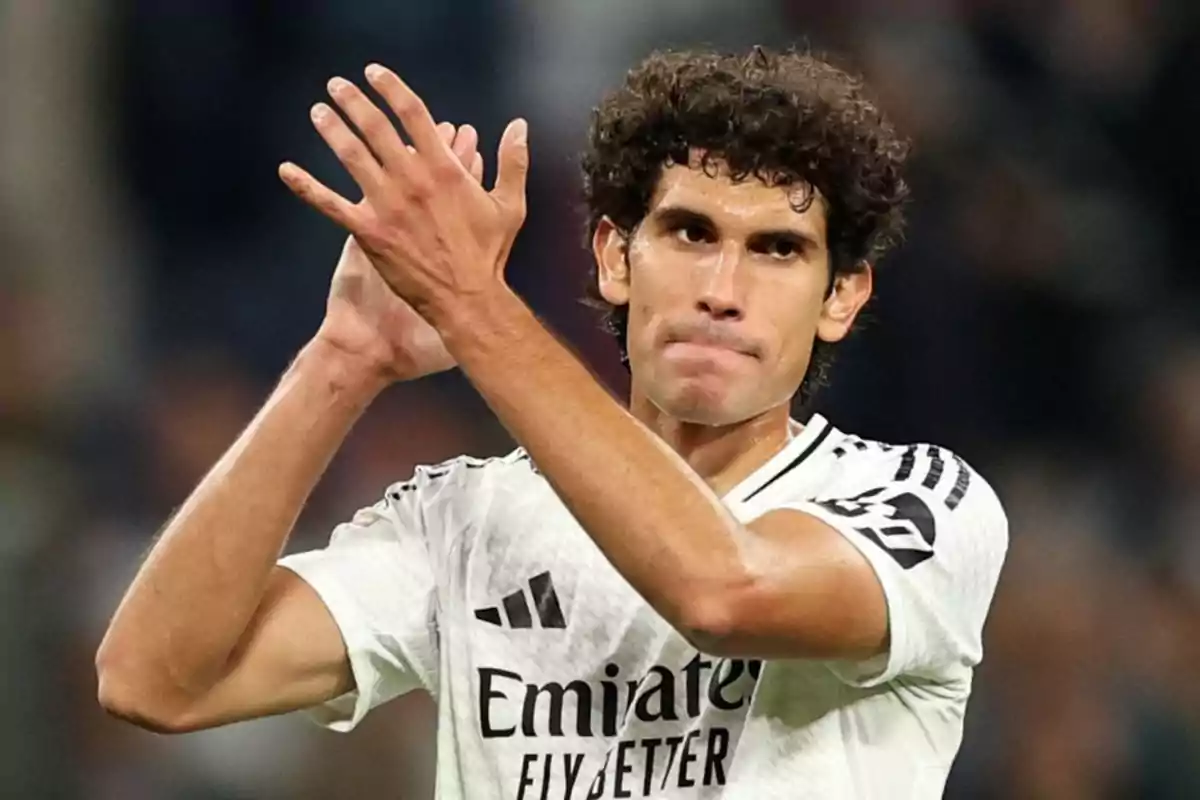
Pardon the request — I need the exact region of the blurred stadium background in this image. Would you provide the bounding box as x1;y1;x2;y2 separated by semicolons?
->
2;1;1200;798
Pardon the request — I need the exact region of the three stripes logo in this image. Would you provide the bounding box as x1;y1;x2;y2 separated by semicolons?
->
893;444;971;510
474;571;566;629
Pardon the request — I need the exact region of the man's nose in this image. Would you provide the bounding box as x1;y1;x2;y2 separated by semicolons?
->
696;247;744;320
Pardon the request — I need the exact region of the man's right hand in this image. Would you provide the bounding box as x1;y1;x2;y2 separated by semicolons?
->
313;122;485;384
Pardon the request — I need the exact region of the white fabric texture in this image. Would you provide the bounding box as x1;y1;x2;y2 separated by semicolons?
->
280;418;1008;798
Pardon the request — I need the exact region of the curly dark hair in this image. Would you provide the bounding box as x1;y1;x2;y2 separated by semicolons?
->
581;46;911;409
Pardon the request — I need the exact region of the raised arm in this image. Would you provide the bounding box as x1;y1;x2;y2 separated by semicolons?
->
97;335;382;732
97;119;484;733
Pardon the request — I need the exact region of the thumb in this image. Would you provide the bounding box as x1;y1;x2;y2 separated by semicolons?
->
492;118;529;215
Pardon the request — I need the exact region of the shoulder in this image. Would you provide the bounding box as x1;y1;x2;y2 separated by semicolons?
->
338;449;543;552
828;434;1003;520
813;429;1008;569
384;448;541;504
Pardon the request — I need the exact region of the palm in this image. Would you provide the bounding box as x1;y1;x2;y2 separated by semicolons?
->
320;237;453;381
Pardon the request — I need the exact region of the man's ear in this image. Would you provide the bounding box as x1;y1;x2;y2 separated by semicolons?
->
816;264;873;344
593;217;630;306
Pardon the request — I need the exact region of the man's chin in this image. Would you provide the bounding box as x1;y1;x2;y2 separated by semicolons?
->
653;382;743;426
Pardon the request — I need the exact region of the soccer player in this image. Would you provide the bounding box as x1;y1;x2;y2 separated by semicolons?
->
97;48;1008;799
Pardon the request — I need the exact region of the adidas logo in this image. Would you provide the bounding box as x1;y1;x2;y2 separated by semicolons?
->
474;571;566;629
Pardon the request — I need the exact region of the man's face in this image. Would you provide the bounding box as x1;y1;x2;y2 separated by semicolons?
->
595;159;870;426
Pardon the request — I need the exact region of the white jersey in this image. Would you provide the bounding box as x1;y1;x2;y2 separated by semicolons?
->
280;414;1007;799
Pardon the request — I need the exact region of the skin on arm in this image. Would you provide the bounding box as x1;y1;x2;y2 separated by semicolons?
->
96;342;385;733
96;120;482;733
708;508;888;660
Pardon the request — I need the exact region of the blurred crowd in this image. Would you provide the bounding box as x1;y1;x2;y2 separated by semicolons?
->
2;1;1199;797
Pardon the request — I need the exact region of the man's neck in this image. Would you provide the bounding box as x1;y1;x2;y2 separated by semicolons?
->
629;392;796;497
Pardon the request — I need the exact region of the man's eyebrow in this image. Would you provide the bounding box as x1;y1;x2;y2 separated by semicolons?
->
649;206;717;229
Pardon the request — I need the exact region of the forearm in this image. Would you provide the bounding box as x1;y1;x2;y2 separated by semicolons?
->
96;339;386;702
439;289;747;631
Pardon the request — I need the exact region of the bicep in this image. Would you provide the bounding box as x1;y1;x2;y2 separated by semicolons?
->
174;567;353;731
709;509;889;660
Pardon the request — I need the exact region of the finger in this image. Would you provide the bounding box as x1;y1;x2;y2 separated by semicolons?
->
310;102;384;193
279;161;360;230
364;64;449;159
326;77;407;169
451;124;478;165
493;118;530;215
408;122;455;156
470;151;484;184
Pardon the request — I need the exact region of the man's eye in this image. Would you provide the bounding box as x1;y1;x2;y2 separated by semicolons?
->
768;239;799;259
674;225;710;244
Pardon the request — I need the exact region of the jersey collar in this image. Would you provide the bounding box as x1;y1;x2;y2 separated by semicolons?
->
723;413;834;505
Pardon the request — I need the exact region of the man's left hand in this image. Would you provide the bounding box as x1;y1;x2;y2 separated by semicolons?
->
279;64;529;323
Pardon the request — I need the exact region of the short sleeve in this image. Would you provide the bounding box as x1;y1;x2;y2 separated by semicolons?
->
279;484;439;731
779;446;1008;687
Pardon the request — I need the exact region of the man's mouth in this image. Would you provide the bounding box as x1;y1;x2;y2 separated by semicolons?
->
667;331;758;357
664;335;759;360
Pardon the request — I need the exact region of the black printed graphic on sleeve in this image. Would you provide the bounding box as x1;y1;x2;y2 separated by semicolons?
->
816;445;978;568
816;487;937;569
